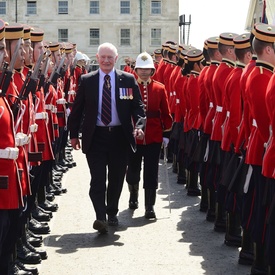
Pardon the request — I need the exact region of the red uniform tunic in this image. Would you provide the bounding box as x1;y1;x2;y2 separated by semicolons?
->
136;79;172;145
221;64;244;152
185;71;201;131
198;64;210;130
211;59;235;141
0;96;23;209
235;58;256;154
245;61;273;166
203;61;220;135
262;72;275;178
174;74;187;123
154;58;168;84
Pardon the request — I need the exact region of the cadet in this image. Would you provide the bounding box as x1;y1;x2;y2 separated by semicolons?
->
126;52;172;218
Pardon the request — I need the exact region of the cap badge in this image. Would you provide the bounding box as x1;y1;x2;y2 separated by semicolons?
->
141;55;148;61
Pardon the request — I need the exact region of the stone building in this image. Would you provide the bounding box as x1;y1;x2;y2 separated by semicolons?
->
0;0;179;68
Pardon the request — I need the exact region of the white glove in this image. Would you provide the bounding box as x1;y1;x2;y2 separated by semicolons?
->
162;137;169;148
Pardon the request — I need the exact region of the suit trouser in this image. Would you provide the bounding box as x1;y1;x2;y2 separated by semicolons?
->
86;126;129;221
126;143;162;189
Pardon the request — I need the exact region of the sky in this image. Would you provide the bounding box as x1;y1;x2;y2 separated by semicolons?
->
179;0;251;49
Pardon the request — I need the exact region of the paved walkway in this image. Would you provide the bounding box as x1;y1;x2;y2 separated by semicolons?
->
36;149;251;275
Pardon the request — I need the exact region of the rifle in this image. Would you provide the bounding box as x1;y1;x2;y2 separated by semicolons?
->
0;39;21;97
44;54;66;95
11;70;32;118
22;50;46;100
38;51;51;91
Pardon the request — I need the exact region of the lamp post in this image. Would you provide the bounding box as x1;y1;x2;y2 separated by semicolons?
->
179;14;191;45
15;0;18;22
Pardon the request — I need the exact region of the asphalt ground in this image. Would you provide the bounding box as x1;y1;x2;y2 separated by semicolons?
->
35;149;251;275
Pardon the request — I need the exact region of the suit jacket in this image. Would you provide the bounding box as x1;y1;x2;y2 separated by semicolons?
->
69;69;145;154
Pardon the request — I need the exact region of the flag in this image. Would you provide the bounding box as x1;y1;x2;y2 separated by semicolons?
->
262;0;268;24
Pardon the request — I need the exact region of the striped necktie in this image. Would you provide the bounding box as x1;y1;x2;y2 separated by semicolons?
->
101;74;112;125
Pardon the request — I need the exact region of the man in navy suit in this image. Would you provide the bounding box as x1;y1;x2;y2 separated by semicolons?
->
69;42;145;234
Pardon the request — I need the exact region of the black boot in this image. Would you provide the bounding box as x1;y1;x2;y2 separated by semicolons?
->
187;170;200;196
239;228;254;266
128;184;139;210
224;212;242;247
172;153;178;173
250;242;267;275
199;184;208;212
177;161;187;185
214;202;226;232
145;189;156;219
206;188;216;222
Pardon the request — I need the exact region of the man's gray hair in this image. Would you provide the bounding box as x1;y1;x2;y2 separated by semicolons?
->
97;42;118;56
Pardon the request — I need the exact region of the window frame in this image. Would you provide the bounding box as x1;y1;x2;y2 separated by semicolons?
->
26;1;37;15
120;28;131;46
58;1;68;14
151;0;161;15
90;1;99;14
89;28;100;46
0;1;6;15
151;28;161;46
58;29;68;42
120;1;130;14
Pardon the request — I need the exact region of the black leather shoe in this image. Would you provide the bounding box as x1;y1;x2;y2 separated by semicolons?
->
31;207;51;222
187;188;201;196
108;215;118;226
238;250;254;266
38;206;53;218
46;192;55;202
25;240;47;260
38;200;58;212
15;260;39;275
145;206;156;219
93;220;108;234
9;262;33;275
26;228;42;241
224;234;242;247
28;218;50;235
206;209;216;222
17;241;41;265
26;233;42;248
129;201;138;210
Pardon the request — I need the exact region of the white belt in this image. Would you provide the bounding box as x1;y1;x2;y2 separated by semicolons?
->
216;105;223;112
52;106;57;114
176;99;180;104
252;119;257;127
56;98;66;105
15;133;31;146
35;112;48;120
0;147;19;160
45;104;54;111
29;123;38;133
226;111;230;117
209;102;213;108
68;90;76;95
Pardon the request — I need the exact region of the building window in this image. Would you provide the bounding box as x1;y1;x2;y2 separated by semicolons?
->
0;1;6;15
120;29;130;46
120;1;130;14
151;1;161;15
90;1;99;14
90;28;100;46
27;1;37;15
58;1;68;14
58;29;68;42
151;28;161;46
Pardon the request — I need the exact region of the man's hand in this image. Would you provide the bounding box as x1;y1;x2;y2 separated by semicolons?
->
71;138;81;150
133;128;144;140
